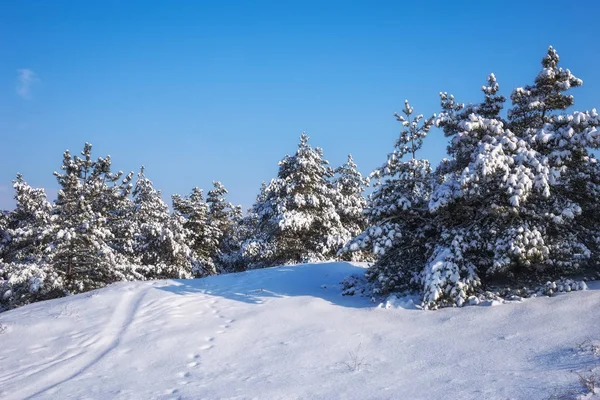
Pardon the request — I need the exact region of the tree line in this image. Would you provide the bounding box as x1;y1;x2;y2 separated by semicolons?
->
0;134;368;309
1;46;599;310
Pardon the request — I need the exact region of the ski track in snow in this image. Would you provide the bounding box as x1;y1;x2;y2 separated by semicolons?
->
3;286;150;400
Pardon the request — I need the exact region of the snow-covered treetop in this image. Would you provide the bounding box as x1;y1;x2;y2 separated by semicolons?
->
132;167;170;223
479;73;506;120
509;46;583;132
333;154;368;197
393;100;436;160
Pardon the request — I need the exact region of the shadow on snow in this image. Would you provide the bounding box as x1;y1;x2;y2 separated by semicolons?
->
155;262;372;309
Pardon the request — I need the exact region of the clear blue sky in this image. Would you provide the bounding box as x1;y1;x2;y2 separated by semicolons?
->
1;0;599;211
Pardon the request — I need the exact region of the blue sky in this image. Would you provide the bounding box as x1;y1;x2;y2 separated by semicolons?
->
1;0;599;211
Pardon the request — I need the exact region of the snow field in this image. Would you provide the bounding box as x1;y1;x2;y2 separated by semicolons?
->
1;262;599;399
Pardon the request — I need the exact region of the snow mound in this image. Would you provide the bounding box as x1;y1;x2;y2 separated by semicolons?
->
1;262;600;399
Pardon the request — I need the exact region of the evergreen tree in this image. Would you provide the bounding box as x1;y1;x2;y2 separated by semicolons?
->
332;155;369;260
509;46;582;134
249;133;345;266
205;181;229;264
172;187;216;277
105;171;136;263
216;203;244;272
344;101;436;294
132;167;193;279
2;174;54;264
204;181;244;272
0;175;64;309
0;210;8;259
240;182;277;269
50;143;121;293
507;47;600;273
420;47;598;307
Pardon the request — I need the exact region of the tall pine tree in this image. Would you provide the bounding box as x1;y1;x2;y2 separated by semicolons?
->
345;101;436;295
50;144;121;292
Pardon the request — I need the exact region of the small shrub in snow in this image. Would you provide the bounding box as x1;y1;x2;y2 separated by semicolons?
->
340;274;371;296
576;369;600;396
576;339;600;357
343;343;368;372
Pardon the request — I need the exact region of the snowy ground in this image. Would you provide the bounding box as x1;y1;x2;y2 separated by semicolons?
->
1;262;600;400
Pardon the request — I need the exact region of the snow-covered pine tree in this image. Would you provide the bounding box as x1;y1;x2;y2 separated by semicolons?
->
332;155;370;261
216;203;244;273
423;48;599;308
172;187;217;277
343;101;436;293
249;133;345;266
508;46;582;134
0;175;64;309
50;143;123;293
205;182;229;265
2;174;54;264
425;81;510;307
104;171;135;261
204;181;244;272
132;167;193;279
0;210;7;258
239;182;278;269
507;46;600;274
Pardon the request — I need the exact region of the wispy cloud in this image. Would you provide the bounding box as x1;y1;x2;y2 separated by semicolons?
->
16;68;39;99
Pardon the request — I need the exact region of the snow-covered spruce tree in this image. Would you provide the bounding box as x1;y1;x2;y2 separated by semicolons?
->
249;133;346;266
343;101;436;294
172;187;217;277
131;167;193;279
0;175;64;309
332;155;370;261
